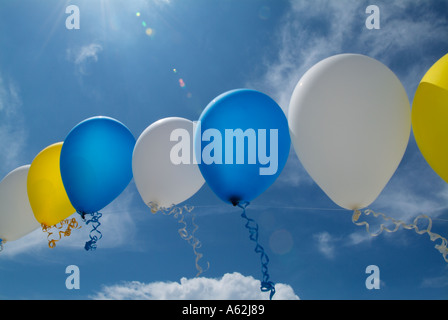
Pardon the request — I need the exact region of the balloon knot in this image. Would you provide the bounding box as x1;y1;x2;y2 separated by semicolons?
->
147;202;159;214
230;197;241;207
352;209;361;222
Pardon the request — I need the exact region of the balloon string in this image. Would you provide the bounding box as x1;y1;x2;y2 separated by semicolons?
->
149;202;210;277
237;201;276;300
41;217;81;248
79;211;103;251
353;209;448;263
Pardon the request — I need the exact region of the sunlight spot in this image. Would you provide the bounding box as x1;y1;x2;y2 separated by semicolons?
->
145;28;154;36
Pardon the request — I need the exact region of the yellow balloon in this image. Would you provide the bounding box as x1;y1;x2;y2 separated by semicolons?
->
27;142;75;227
412;53;448;184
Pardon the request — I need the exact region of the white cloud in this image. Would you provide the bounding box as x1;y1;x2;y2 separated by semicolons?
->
0;76;20;114
74;43;103;65
275;148;314;188
247;0;361;112
313;231;336;259
421;273;448;288
0;227;46;257
248;1;448;113
91;272;299;300
67;43;103;75
0;73;26;176
347;231;374;246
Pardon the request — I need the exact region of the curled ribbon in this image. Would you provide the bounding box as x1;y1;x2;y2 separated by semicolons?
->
78;211;103;251
148;202;209;277
353;209;448;263
41;217;81;248
237;201;276;300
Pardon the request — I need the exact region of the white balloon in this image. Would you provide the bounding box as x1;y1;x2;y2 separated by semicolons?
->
132;117;205;209
288;54;411;210
0;165;41;242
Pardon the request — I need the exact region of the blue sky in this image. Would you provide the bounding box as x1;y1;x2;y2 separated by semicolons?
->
0;0;448;300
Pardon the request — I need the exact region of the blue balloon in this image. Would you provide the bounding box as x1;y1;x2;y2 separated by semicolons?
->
60;116;136;215
195;89;290;206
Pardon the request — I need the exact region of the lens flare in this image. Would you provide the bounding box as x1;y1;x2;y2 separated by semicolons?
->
145;28;154;36
269;229;293;255
179;78;186;88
